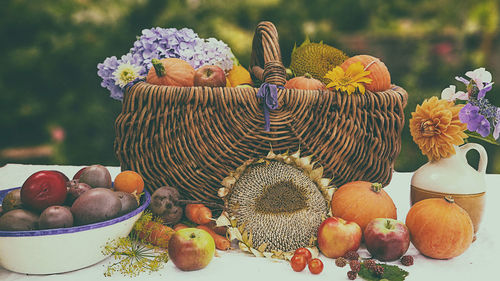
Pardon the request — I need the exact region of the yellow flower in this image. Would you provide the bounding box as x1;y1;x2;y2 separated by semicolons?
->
410;96;468;161
324;62;372;95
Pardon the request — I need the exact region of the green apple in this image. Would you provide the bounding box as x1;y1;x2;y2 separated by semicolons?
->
168;228;215;271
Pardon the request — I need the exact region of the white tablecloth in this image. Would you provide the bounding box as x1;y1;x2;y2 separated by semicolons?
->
0;163;498;281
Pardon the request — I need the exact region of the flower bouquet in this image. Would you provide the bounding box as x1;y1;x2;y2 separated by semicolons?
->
410;67;499;162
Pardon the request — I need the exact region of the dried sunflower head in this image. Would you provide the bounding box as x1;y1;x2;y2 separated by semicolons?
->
219;150;334;258
410;96;468;161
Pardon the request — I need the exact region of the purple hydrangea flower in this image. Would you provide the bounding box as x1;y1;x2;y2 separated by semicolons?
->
469;115;491;137
97;56;124;100
459;103;480;123
98;27;235;101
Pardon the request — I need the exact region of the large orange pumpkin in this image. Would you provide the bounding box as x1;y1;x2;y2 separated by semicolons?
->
405;197;473;259
330;181;397;232
341;55;391;92
285;73;326;90
146;58;195;86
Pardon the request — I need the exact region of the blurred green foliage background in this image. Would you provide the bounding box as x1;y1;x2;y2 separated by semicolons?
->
0;0;499;173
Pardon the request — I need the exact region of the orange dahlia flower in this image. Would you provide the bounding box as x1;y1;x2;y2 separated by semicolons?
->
410;96;468;161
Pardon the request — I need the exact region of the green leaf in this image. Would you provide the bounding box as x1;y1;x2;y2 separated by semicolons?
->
465;131;500;145
358;263;409;281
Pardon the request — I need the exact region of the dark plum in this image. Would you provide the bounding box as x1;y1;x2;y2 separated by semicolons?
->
39;205;74;229
115;191;139;216
149;186;183;225
78;165;112;188
0;209;39;231
71;188;121;225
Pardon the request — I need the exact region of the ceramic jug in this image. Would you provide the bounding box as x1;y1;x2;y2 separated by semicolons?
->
410;143;488;234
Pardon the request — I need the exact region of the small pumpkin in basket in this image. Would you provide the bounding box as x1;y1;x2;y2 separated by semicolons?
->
285;73;326;90
405;197;474;259
146;58;195;87
341;55;391;92
330;181;397;233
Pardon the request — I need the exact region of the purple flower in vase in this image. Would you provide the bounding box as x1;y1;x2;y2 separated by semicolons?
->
478;82;494;99
459;103;480;123
467;114;491;137
455;76;470;86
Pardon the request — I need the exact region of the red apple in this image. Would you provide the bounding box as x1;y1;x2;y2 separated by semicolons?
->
317;217;362;258
168;228;215;271
21;170;68;212
364;218;410;261
194;65;226;87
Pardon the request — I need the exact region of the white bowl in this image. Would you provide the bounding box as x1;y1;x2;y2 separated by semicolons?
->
0;187;151;274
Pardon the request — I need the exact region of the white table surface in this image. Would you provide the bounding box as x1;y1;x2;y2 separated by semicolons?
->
0;163;498;281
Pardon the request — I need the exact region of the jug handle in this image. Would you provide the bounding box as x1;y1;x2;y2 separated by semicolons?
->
459;143;488;174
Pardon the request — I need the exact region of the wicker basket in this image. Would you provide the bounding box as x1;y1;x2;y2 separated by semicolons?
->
114;21;408;204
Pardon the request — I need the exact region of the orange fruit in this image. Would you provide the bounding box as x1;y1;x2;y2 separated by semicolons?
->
114;170;144;194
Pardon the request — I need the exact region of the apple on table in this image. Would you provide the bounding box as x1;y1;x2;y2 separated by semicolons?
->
364;218;410;261
317;216;362;258
168;228;216;271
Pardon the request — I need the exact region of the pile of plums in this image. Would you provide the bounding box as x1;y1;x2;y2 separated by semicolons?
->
0;165;140;231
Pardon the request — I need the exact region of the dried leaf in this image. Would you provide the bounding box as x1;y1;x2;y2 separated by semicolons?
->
218;187;229;198
250;247;264;257
239;242;249;252
290;149;301;159
296;155;312;168
307;247;319;259
266;150;276;159
242;230;249;244
257;243;268;253
310;166;324;180
247;232;253;248
215;215;231;227
228;227;242;241
263;252;274;259
221;176;236;188
318;177;331;188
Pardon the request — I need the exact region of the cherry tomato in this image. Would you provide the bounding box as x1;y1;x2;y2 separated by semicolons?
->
308;258;324;274
294;247;312;262
290;254;307;272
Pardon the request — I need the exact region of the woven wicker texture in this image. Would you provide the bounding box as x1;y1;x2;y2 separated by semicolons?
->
114;21;408;203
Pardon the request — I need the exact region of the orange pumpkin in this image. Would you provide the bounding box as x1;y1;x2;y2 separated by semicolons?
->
330;181;397;232
285;73;326;90
146;58;195;86
405;197;473;259
341;55;391;92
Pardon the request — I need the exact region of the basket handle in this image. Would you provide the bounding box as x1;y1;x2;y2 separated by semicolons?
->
249;21;287;87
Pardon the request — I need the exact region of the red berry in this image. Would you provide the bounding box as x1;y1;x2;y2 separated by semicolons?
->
347;270;358;280
401;255;414;266
308;258;323;274
349;260;361;272
294;247;312;262
290;254;307;272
